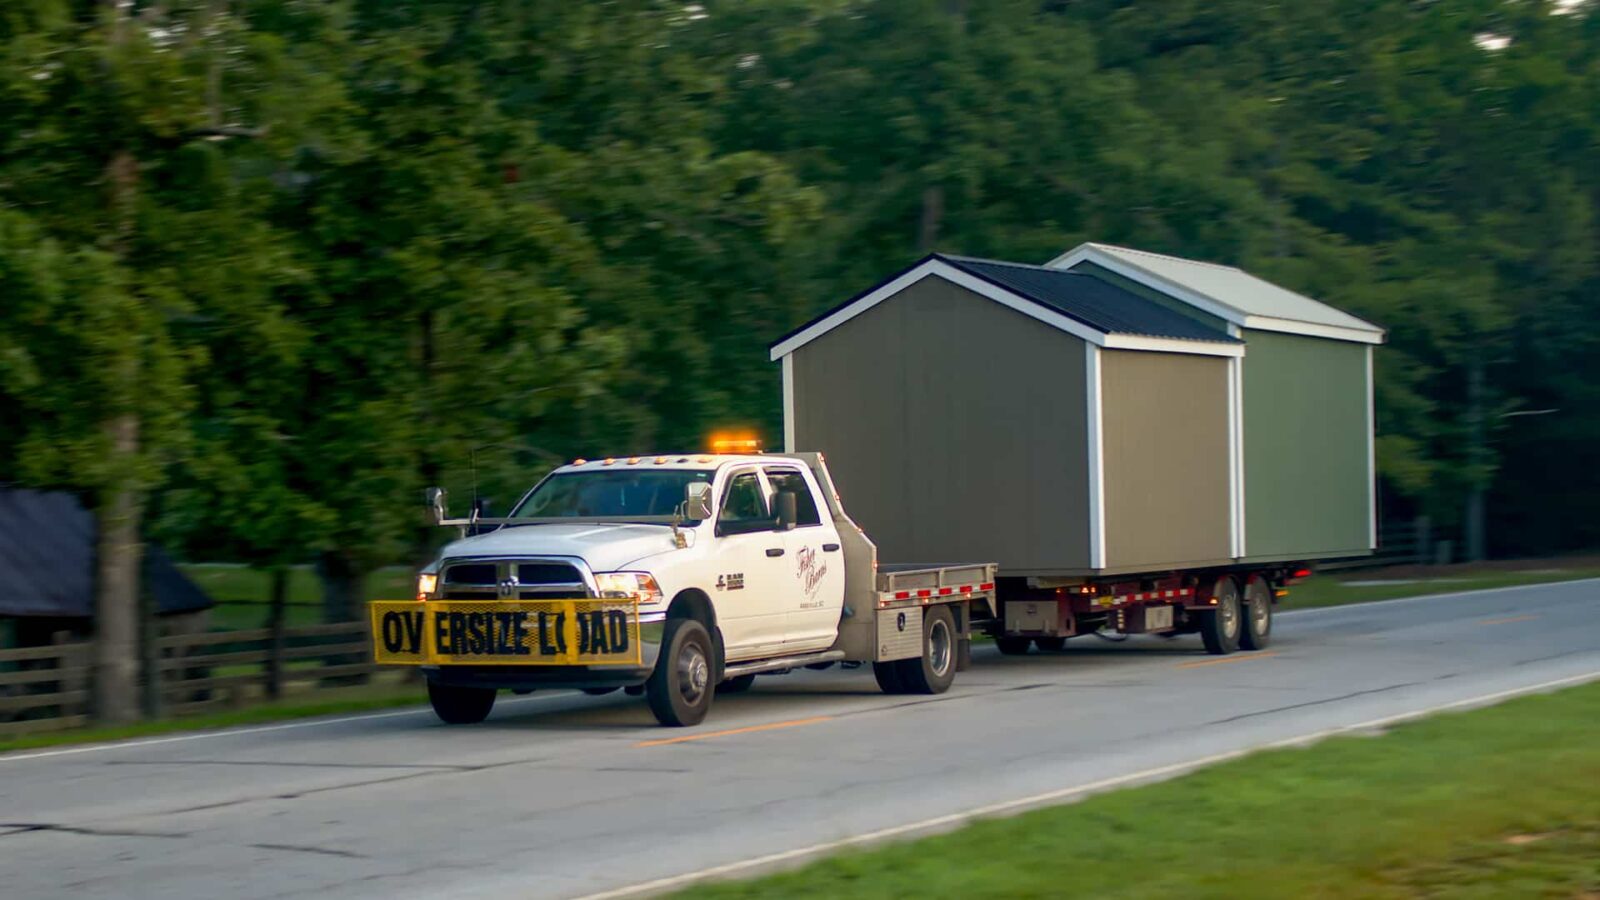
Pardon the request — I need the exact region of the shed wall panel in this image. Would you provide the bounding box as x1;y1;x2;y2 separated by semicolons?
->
791;275;1090;572
1100;351;1233;568
1241;330;1372;559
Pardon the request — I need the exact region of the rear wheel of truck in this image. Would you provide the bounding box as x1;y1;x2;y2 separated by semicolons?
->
1034;636;1066;652
872;661;905;694
1198;576;1242;655
995;635;1033;655
1240;576;1273;651
716;674;756;694
427;683;496;724
894;606;957;694
646;618;715;727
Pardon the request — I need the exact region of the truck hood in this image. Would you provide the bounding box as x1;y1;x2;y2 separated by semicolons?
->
436;523;685;573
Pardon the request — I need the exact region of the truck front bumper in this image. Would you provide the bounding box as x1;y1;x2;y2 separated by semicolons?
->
420;613;666;690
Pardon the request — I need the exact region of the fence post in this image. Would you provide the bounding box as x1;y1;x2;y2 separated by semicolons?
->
51;630;86;722
267;567;288;700
1415;515;1432;566
140;587;163;719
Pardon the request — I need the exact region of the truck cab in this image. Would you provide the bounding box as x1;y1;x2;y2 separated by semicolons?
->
373;452;993;727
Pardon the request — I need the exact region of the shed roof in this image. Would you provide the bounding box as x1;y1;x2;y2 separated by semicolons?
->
1048;243;1385;344
0;488;213;618
770;253;1242;360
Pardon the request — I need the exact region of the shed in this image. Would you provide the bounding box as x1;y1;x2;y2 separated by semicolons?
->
770;253;1247;576
1048;244;1384;563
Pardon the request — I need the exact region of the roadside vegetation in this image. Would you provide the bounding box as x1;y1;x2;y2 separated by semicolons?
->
682;681;1600;899
1286;558;1600;610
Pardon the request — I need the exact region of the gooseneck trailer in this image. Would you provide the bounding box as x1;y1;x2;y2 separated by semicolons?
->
373;242;1382;726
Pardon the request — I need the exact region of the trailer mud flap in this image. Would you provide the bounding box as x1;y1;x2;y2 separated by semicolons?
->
369;600;641;666
876;607;923;661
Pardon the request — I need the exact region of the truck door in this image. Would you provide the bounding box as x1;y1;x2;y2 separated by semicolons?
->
765;465;846;650
709;467;792;661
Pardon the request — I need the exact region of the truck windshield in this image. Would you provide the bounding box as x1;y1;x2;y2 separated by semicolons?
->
510;470;713;520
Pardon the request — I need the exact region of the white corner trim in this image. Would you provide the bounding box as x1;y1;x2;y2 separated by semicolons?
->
1366;344;1377;550
782;354;796;453
769;259;1243;360
1227;355;1243;559
1086;347;1106;570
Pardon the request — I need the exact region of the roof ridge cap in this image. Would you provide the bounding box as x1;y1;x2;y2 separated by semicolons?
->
1090;243;1242;273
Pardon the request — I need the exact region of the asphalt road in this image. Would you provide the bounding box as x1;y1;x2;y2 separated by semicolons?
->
3;580;1598;900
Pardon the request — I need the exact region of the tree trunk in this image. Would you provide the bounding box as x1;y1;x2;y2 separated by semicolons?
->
316;552;368;685
93;412;143;724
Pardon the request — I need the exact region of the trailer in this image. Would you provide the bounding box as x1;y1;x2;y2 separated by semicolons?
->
770;244;1383;654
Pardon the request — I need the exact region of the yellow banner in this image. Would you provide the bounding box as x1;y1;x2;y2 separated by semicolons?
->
369;599;641;667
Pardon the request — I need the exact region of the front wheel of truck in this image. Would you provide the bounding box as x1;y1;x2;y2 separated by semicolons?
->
646;618;715;726
427;682;496;724
894;606;958;695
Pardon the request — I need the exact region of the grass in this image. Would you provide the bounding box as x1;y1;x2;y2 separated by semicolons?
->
0;680;426;755
1284;558;1600;610
681;681;1600;899
180;564;415;631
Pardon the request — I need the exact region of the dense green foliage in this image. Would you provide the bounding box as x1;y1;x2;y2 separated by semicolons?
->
1;1;1596;616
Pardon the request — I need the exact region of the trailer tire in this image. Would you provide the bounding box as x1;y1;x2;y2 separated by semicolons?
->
1034;636;1066;652
872;661;905;694
995;635;1033;656
716;674;756;694
646;618;715;727
1198;576;1242;655
1240;576;1273;651
894;606;958;695
427;683;496;724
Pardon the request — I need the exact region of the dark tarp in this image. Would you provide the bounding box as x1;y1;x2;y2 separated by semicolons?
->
0;488;213;618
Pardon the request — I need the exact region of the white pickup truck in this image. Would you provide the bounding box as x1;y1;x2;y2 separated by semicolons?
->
370;452;995;726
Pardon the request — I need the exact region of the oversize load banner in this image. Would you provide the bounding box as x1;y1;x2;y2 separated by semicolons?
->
369;600;641;666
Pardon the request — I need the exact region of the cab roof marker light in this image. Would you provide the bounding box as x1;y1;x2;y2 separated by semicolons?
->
603;458;616;466
654;456;668;464
627;457;640;464
573;459;587;466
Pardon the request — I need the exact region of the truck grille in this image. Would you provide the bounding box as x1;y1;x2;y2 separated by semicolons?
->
440;559;588;600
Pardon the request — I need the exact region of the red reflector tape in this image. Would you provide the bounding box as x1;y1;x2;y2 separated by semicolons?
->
938;587;953;595
916;589;931;598
894;591;910;600
979;582;995;591
960;585;973;593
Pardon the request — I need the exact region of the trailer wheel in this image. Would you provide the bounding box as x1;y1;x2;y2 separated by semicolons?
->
646;618;715;726
1241;576;1273;650
872;661;905;694
1198;576;1242;655
1034;636;1066;652
716;674;756;694
893;606;958;694
427;683;496;724
995;636;1033;655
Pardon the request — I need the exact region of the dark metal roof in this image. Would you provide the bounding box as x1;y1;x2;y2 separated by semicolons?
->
0;488;213;618
937;255;1240;343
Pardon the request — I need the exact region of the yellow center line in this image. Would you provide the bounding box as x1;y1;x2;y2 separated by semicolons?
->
1480;614;1539;626
636;715;833;748
1176;650;1280;669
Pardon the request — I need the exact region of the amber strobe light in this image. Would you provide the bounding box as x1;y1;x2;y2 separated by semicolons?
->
708;429;763;454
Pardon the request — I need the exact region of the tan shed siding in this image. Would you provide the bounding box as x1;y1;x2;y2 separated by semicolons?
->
1100;350;1232;568
791;275;1090;572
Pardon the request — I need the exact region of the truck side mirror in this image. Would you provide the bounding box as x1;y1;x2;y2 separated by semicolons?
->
684;482;713;521
425;487;448;525
775;490;798;531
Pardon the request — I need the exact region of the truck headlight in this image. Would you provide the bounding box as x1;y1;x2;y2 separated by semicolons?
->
593;572;663;605
416;573;438;599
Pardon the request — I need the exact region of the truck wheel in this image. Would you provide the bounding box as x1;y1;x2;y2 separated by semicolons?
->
646;618;715;727
995;635;1033;655
893;606;957;694
716;674;756;694
1198;576;1242;655
1034;636;1066;652
872;661;905;694
427;682;496;724
1241;576;1273;651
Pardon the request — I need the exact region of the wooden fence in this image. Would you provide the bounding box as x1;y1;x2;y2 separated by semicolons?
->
1319;516;1450;572
0;621;375;737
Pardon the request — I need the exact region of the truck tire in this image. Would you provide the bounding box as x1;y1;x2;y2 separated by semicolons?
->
1034;636;1066;652
1241;576;1273;651
893;606;958;694
646;618;715;727
872;661;905;694
427;682;496;724
995;635;1033;656
716;674;756;694
1198;576;1242;655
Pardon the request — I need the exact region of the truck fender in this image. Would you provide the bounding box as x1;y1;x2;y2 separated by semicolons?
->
667;589;725;678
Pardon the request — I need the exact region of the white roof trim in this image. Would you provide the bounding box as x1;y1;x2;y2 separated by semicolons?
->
1048;244;1385;345
769;259;1243;361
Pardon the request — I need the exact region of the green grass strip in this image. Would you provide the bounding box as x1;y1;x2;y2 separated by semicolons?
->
684;681;1600;899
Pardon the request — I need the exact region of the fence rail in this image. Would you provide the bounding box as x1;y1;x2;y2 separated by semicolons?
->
1317;516;1451;572
0;620;375;738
